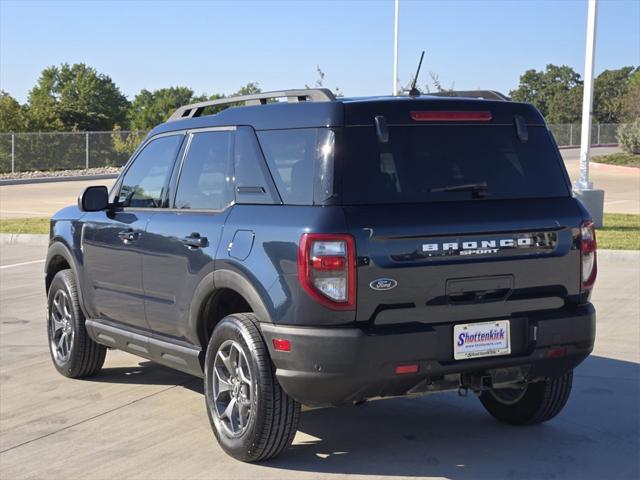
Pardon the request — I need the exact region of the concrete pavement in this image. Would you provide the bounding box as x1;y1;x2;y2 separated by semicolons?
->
0;178;115;219
0;244;638;479
563;147;639;215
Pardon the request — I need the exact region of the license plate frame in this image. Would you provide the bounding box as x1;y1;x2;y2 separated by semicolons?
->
453;320;511;360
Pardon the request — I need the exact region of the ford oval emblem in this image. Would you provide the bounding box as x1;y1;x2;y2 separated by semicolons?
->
369;278;398;291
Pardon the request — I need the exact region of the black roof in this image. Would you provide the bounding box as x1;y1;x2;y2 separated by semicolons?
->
148;92;545;138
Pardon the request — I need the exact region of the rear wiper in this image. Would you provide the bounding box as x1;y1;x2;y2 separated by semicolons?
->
430;182;488;198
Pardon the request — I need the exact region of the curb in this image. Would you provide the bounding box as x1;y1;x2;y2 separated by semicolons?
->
558;144;618;150
0;233;49;246
590;161;639;174
0;173;118;186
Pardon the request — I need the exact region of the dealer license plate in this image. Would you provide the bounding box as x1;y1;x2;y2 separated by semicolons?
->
453;320;511;360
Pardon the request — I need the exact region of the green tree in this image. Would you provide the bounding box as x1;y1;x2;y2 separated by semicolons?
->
621;70;640;121
113;87;201;155
27;63;129;131
114;84;261;155
511;64;637;124
127;86;200;131
510;64;582;123
231;82;261;97
204;82;262;114
548;85;583;124
617;120;640;154
594;67;637;123
0;91;27;132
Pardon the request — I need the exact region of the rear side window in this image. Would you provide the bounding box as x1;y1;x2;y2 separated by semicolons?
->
341;125;570;204
257;129;335;205
234;127;281;205
174;131;233;210
118;134;183;208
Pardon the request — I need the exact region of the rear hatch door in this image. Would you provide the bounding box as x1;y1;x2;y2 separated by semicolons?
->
339;100;583;326
344;199;582;326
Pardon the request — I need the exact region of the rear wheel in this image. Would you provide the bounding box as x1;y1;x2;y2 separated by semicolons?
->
479;371;573;425
204;313;300;462
47;269;106;378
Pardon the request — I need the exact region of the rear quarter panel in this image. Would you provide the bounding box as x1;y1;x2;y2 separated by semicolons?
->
218;205;355;326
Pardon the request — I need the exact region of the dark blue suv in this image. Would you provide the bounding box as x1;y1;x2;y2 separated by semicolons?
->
45;89;596;461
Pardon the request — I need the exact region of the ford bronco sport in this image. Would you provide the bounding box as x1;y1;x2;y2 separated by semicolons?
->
45;88;596;461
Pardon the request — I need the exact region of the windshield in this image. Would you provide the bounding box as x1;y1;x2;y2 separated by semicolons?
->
340;125;570;204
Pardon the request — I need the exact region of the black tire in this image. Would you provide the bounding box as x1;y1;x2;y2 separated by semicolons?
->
204;313;300;462
47;269;106;378
479;371;573;425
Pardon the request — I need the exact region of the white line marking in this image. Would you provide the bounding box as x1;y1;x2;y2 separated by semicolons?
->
0;259;45;270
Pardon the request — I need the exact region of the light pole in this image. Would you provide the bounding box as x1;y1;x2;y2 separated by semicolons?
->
577;0;598;190
574;0;605;227
393;0;399;95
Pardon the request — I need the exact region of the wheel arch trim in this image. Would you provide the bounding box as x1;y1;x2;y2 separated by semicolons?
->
45;240;90;318
188;268;274;348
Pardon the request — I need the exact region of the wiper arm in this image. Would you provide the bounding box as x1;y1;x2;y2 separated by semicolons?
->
430;182;488;198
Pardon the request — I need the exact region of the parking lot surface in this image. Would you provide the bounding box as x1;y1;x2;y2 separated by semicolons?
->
0;245;638;480
562;147;639;214
0;178;116;219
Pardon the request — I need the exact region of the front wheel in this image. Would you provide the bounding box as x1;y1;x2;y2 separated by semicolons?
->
479;371;573;425
47;269;106;378
204;313;300;462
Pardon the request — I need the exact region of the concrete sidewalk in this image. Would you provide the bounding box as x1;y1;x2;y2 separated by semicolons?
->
0;244;638;480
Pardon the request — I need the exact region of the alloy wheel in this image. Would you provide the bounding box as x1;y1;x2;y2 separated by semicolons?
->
212;340;253;437
49;289;74;364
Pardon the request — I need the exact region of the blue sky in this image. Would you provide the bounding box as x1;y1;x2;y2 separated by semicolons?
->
1;0;638;103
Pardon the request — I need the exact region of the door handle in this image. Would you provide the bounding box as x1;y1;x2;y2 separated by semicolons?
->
118;229;141;243
181;232;208;249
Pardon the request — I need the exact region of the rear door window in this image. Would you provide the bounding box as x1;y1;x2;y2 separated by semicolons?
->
341;125;570;204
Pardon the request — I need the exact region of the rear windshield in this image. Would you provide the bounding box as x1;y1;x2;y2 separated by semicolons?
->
340;125;570;204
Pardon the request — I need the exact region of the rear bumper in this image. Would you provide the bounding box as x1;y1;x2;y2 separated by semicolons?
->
260;304;595;406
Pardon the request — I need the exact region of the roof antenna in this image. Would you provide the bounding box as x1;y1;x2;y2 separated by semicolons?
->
408;51;425;97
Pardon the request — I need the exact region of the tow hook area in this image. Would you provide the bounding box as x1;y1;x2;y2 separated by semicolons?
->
460;367;528;396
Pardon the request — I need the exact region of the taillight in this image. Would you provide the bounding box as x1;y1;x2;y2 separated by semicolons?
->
298;233;356;310
580;220;597;292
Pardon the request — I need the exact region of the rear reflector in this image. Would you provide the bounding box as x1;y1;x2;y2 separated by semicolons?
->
395;364;419;375
547;347;567;358
410;111;492;122
272;338;291;352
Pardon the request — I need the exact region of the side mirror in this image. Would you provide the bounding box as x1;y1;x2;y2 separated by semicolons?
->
78;185;109;212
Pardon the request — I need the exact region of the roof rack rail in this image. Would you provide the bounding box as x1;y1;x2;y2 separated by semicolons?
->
426;90;511;101
168;88;336;121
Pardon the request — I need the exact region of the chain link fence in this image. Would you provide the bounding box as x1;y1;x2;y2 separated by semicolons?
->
0;125;623;174
547;123;619;148
0;131;141;174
